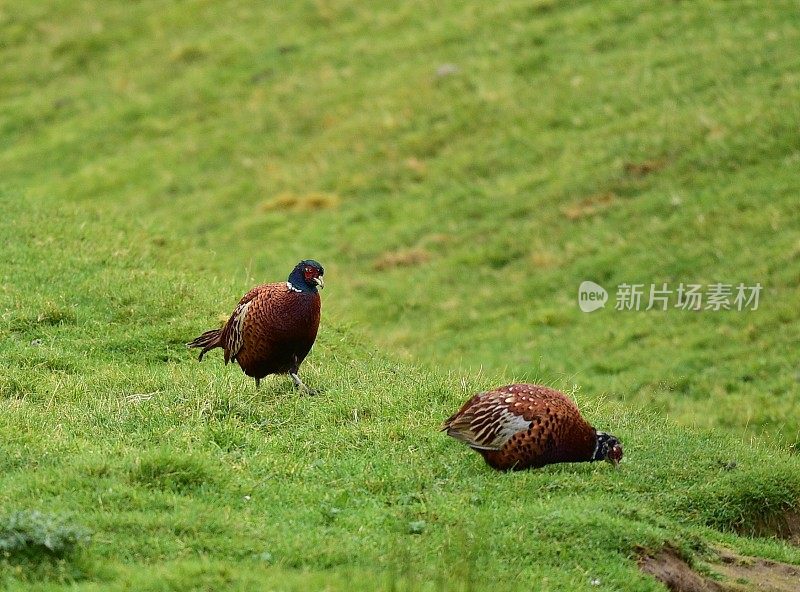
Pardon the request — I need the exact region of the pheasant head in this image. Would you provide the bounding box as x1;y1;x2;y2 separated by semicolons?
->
288;260;325;293
594;432;623;466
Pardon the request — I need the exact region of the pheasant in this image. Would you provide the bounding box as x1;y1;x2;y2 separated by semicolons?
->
187;260;324;393
442;384;622;471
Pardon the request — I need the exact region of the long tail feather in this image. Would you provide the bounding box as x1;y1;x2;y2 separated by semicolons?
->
186;328;222;361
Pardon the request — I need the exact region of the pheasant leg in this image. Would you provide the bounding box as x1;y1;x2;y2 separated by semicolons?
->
290;372;317;396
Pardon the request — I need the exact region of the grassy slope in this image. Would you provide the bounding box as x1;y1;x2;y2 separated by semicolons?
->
4;0;798;439
1;0;799;590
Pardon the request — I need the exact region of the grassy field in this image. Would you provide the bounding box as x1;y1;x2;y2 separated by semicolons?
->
1;1;799;590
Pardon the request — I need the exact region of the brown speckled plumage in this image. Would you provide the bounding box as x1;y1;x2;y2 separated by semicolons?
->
442;384;622;471
188;260;323;392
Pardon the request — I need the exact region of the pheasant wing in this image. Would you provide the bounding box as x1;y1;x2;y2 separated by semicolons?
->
442;391;541;451
222;285;263;364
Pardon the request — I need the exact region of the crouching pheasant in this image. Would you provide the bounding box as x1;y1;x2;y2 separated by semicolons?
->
187;260;324;393
442;384;622;471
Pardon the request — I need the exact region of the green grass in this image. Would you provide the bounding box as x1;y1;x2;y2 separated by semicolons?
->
1;0;799;589
2;344;800;590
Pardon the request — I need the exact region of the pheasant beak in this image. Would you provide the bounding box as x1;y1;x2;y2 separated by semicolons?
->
607;444;623;468
313;276;324;289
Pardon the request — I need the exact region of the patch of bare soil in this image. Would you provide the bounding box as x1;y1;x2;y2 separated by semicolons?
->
640;547;800;592
640;548;725;592
713;548;800;592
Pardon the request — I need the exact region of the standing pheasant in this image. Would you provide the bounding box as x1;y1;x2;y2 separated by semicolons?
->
187;260;324;393
442;384;622;471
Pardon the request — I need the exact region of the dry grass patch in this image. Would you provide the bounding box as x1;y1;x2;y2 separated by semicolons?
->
373;247;431;270
561;191;617;220
259;191;340;212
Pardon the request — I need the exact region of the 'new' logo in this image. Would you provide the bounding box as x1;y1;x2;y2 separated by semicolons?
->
578;281;608;312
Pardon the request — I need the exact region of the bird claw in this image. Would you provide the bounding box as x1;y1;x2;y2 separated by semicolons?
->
301;386;319;396
290;373;318;396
